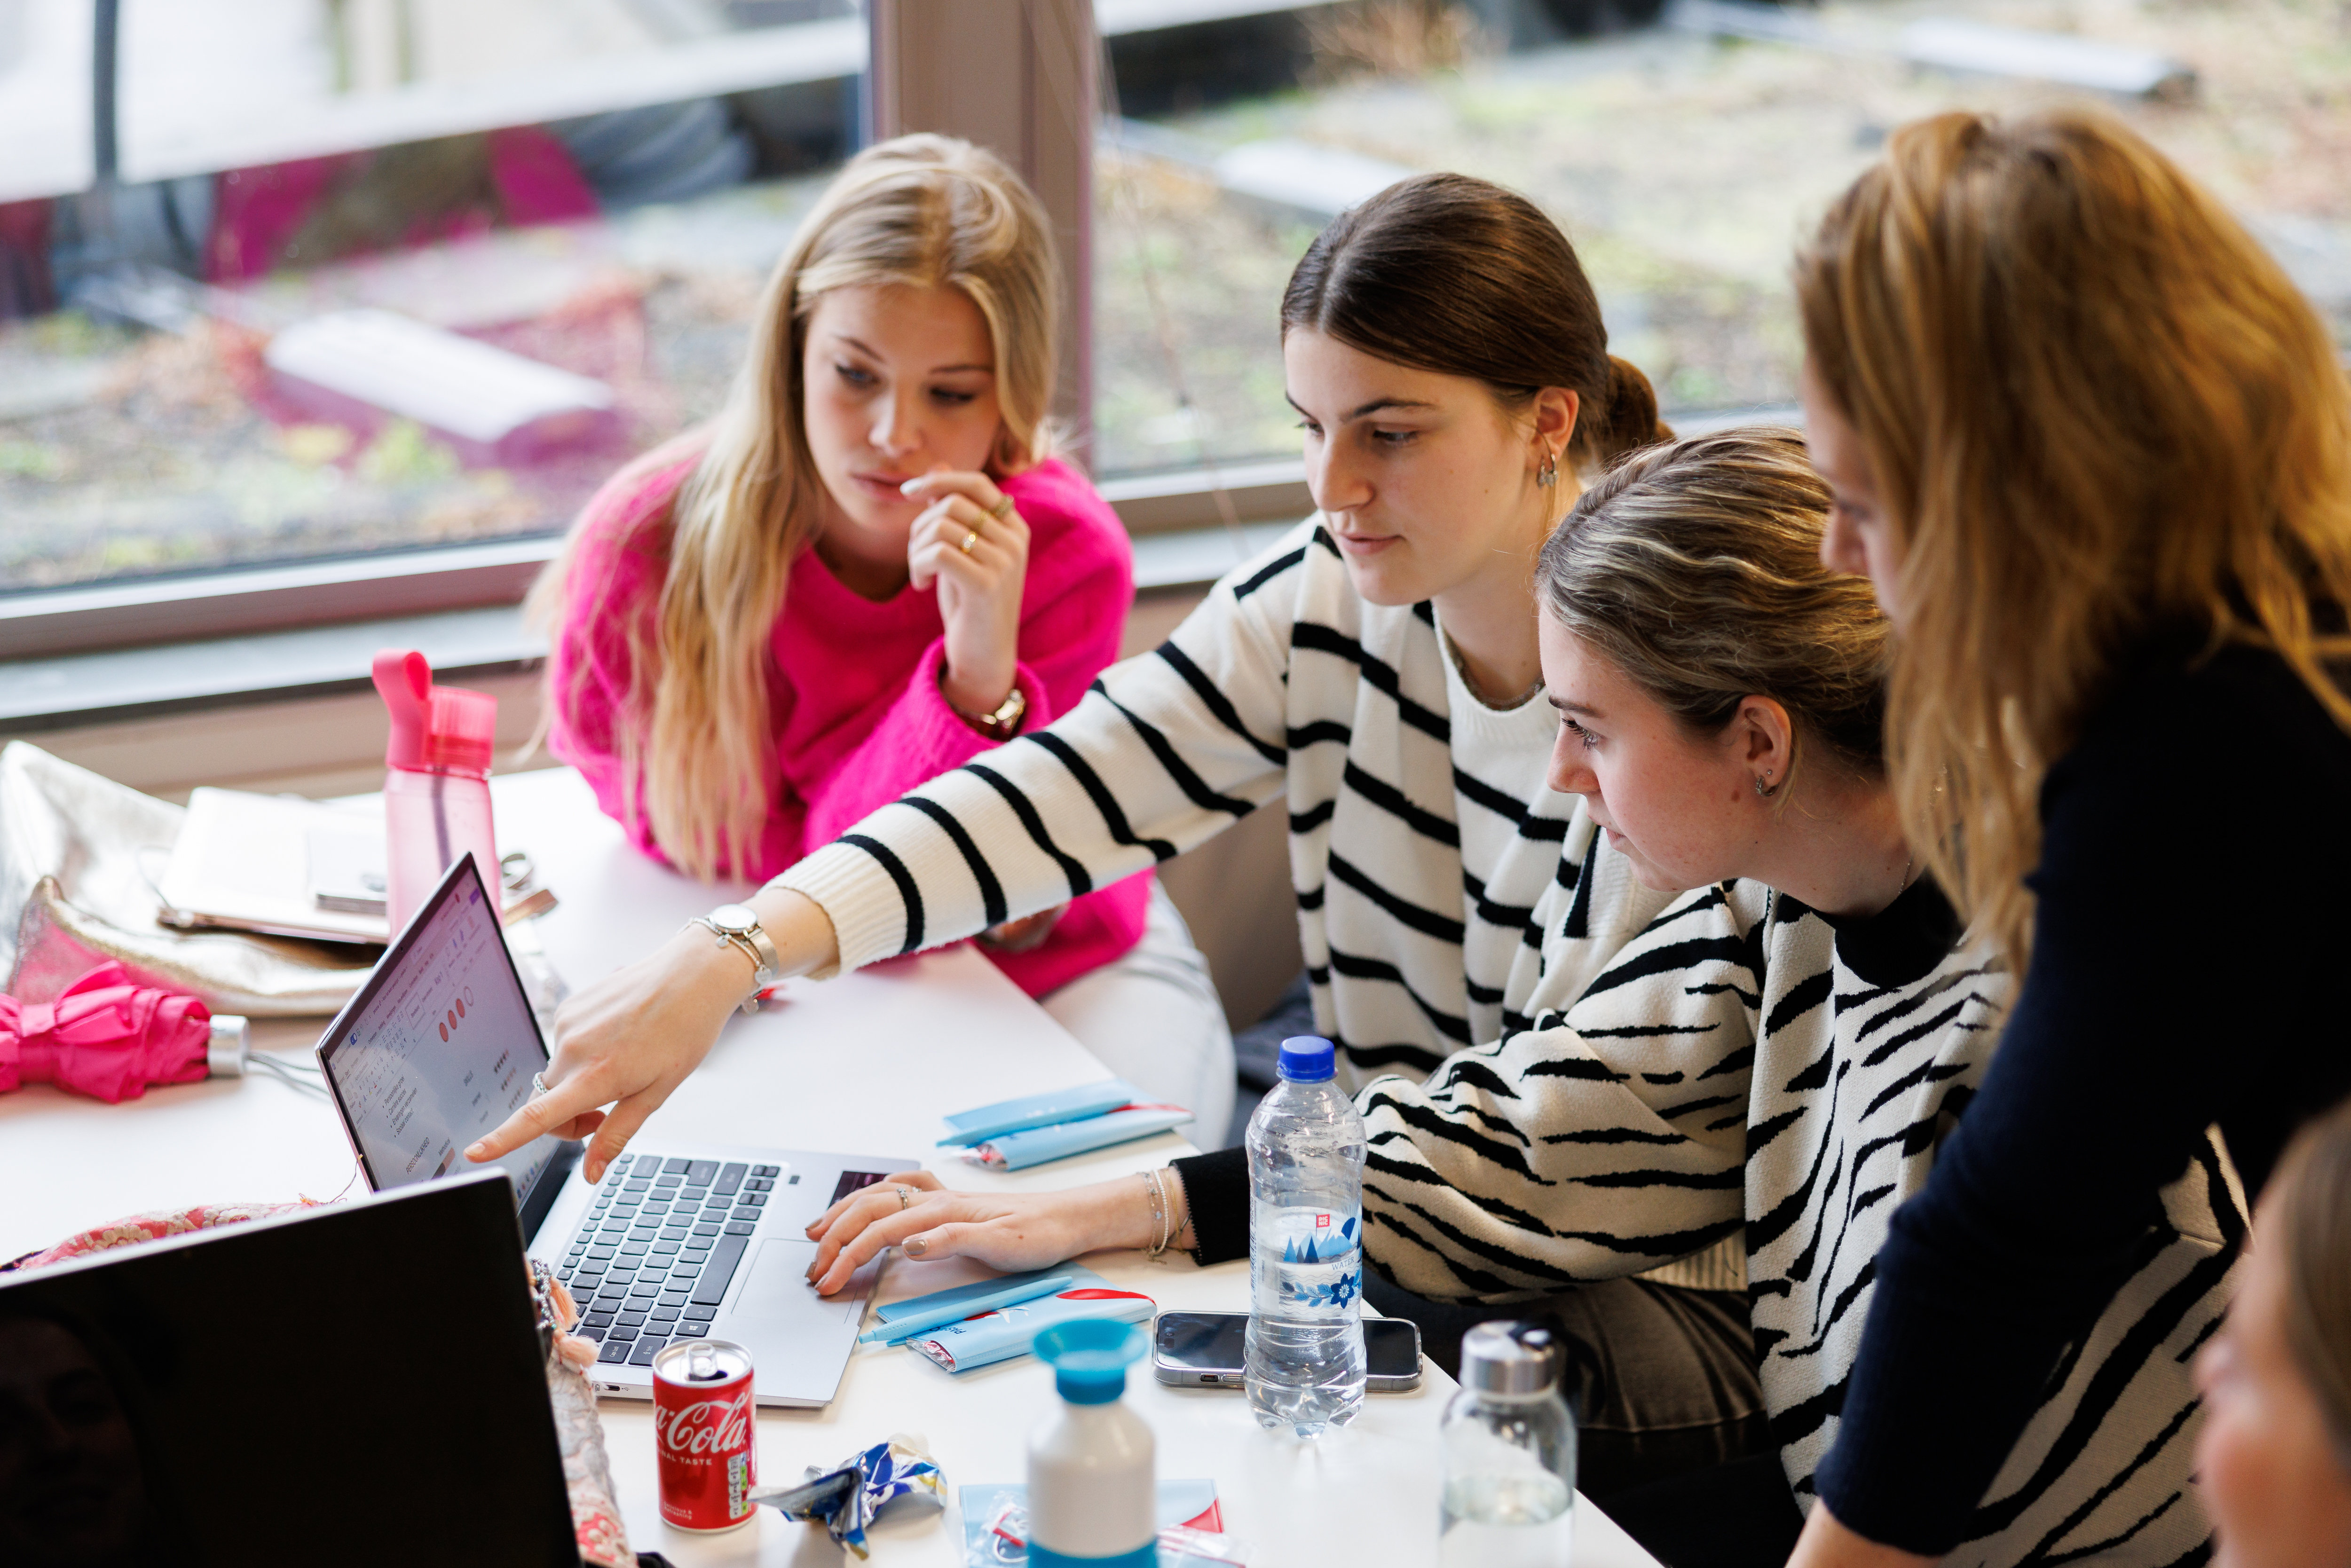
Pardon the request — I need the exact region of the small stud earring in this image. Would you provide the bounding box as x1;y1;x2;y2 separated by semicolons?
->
1754;773;1777;798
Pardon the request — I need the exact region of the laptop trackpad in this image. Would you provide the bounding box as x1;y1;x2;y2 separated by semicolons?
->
729;1238;873;1328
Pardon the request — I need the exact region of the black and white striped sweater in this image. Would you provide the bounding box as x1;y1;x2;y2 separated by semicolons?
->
781;521;2239;1560
1358;840;2238;1562
780;520;1649;1090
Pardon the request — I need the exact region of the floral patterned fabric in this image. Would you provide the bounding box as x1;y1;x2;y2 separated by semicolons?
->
0;1200;301;1272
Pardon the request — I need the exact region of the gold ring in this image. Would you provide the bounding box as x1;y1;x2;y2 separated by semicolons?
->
896;1186;912;1210
988;494;1015;521
959;530;978;554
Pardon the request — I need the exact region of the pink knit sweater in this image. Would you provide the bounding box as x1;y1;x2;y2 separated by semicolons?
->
547;448;1152;998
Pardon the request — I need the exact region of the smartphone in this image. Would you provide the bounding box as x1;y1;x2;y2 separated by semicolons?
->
1152;1310;1423;1392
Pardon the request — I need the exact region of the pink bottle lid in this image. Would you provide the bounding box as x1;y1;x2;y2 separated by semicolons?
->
372;649;497;777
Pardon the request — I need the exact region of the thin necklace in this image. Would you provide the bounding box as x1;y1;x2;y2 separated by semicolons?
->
1442;627;1545;711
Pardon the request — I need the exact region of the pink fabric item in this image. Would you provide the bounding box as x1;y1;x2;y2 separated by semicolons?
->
548;449;1152;999
0;1201;305;1274
205;127;598;283
484;126;603;228
0;962;213;1104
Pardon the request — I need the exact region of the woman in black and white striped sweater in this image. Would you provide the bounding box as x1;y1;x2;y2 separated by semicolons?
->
479;175;1680;1185
795;432;2238;1567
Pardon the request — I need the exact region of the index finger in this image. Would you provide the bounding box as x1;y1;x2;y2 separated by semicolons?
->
466;1076;608;1164
897;469;1003;510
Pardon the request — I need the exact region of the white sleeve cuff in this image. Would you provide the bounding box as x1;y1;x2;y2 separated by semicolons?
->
770;841;910;979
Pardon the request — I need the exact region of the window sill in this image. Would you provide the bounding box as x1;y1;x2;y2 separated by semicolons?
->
0;605;543;733
0;518;1302;733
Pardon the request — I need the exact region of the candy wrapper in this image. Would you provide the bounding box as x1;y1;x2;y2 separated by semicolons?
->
754;1433;945;1558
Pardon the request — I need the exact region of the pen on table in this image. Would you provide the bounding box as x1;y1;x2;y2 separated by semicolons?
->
857;1273;1075;1345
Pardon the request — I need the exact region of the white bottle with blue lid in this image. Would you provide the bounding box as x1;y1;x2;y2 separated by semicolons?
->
1244;1034;1368;1436
1028;1320;1155;1567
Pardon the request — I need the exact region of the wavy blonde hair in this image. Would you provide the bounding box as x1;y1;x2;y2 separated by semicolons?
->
1794;108;2351;969
1535;429;1888;796
532;134;1060;881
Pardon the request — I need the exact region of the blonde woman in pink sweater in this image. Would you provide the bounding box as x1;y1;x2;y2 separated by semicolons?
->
533;134;1233;1134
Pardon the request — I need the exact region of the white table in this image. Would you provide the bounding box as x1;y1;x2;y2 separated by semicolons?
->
0;767;1655;1568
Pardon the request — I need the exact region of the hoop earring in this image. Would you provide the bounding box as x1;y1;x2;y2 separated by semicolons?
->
1535;447;1558;489
1753;773;1778;799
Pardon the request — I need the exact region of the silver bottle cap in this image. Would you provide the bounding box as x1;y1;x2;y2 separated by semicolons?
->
207;1014;250;1077
1460;1321;1561;1396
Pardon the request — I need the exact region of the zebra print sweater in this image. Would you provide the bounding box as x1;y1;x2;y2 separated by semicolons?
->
1349;835;2239;1564
777;519;1665;1090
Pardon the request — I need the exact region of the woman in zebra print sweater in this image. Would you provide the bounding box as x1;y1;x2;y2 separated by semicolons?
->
795;431;2236;1566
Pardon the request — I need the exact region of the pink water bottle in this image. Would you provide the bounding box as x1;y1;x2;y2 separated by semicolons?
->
372;649;500;936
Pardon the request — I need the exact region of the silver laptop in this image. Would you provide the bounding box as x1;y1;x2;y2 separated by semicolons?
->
316;852;916;1406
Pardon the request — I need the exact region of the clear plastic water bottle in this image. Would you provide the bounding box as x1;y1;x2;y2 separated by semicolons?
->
1440;1322;1576;1568
1244;1034;1366;1436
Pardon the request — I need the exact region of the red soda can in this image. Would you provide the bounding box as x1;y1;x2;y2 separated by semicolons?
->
652;1338;758;1531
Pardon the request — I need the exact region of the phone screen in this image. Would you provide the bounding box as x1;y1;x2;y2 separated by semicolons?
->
1153;1311;1420;1384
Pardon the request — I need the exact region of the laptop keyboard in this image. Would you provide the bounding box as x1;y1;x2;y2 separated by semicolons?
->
553;1152;785;1369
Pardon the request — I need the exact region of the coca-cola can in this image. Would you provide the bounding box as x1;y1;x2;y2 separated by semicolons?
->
652;1338;758;1531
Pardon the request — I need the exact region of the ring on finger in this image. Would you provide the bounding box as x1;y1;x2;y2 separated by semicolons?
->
959;529;978;555
896;1186;913;1211
988;493;1015;521
530;1072;549;1097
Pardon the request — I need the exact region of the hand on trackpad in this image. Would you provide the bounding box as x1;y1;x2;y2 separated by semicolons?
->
737;1239;877;1326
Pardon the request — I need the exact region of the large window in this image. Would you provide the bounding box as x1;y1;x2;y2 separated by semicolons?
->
1093;0;2351;475
0;0;856;592
4;0;2345;601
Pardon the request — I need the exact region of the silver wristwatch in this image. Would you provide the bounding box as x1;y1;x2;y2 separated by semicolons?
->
689;903;781;1015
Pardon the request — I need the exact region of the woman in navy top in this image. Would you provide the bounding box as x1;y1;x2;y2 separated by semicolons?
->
1791;108;2351;1564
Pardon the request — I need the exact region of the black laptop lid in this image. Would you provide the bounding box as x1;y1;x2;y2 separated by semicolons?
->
315;853;572;1231
0;1170;576;1568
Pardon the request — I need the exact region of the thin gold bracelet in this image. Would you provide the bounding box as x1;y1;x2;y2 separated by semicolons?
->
1142;1170;1169;1256
1164;1170;1189;1249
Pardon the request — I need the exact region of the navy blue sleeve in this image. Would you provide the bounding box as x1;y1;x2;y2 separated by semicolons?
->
1815;646;2347;1551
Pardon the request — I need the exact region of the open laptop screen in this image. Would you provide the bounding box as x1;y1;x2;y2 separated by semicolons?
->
317;854;557;1204
0;1171;577;1567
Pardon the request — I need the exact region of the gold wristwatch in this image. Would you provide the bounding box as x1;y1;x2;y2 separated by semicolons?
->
948;680;1026;741
688;904;781;1014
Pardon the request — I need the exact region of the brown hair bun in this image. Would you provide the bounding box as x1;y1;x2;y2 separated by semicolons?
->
1600;355;1673;465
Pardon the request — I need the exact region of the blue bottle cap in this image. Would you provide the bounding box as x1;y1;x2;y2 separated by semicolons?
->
1033;1319;1144;1405
1277;1035;1336;1083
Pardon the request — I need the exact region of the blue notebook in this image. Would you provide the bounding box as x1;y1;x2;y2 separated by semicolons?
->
897;1264;1155;1373
938;1079;1142;1145
967;1106;1192;1169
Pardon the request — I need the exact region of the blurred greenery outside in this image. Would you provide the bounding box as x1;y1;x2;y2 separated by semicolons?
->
3;0;2349;589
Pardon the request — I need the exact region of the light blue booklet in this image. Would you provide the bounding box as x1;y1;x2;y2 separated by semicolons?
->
898;1264;1155;1373
938;1079;1142;1146
967;1106;1192;1170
